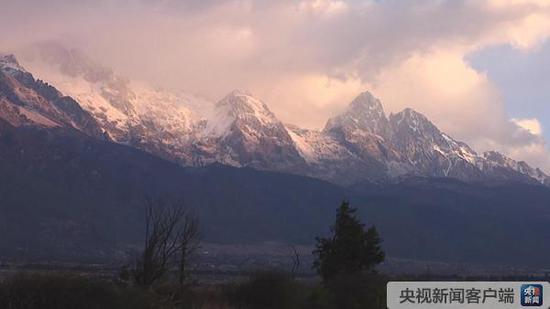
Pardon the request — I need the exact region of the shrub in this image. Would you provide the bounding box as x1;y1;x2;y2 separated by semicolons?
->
0;272;164;309
226;271;307;309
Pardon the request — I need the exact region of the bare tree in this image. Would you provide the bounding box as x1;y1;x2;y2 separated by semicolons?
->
289;245;301;277
177;210;200;286
133;197;200;288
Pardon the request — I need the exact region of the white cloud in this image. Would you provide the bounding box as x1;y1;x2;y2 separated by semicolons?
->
512;118;544;135
507;142;550;172
297;0;349;16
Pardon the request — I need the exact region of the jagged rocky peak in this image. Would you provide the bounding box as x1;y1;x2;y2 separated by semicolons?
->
214;89;279;126
389;107;442;138
0;54;19;66
324;91;389;136
202;89;305;170
0;54;26;73
0;58;106;138
348;91;385;114
388;107;480;161
206;89;281;137
484;150;546;174
482;150;549;183
390;107;430;126
483;150;510;164
219;90;274;115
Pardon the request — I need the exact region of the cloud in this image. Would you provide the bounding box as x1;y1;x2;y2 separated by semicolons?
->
298;0;349;16
506;141;550;172
506;118;549;171
513;118;544;135
1;0;550;171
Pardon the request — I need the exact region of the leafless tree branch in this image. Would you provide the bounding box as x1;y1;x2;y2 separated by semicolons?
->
134;197;200;287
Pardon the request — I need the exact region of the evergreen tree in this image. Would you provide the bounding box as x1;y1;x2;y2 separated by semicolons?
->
313;201;385;282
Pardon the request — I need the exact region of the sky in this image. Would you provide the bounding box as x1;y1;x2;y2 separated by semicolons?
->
469;41;550;139
0;0;549;171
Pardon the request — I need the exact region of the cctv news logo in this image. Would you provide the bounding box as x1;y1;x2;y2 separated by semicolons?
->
521;284;543;307
387;282;550;308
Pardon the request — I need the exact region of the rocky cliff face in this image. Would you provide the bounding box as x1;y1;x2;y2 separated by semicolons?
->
0;54;105;139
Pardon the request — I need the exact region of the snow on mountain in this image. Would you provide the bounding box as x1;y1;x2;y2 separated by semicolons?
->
0;54;28;75
388;108;485;180
205;90;278;137
6;46;549;186
292;91;549;185
19;45;304;171
0;56;104;137
18;45;213;163
286;125;320;163
196;90;306;171
285;124;383;184
482;151;549;184
325;91;390;138
323;91;401;171
287;124;360;163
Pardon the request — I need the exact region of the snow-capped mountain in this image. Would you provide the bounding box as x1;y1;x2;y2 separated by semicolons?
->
387;107;485;180
0;54;105;138
304;92;548;185
481;151;550;185
17;43;211;164
325;91;391;138
3;49;549;186
194;90;306;171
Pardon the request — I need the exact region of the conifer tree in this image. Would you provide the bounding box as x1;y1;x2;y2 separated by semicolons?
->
313;201;384;282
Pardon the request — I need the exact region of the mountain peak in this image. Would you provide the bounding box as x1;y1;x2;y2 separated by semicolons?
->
395;107;428;120
483;151;549;183
0;54;26;73
483;150;507;163
224;90;269;110
324;91;389;136
218;90;274;117
348;91;384;113
389;107;435;133
227;89;253;97
207;90;280;136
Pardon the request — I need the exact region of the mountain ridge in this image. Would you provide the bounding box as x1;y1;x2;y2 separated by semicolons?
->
3;49;548;186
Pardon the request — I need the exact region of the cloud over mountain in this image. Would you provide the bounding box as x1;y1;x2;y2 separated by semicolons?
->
1;0;549;171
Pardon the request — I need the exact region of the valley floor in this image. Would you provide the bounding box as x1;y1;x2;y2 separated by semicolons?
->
2;242;549;283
